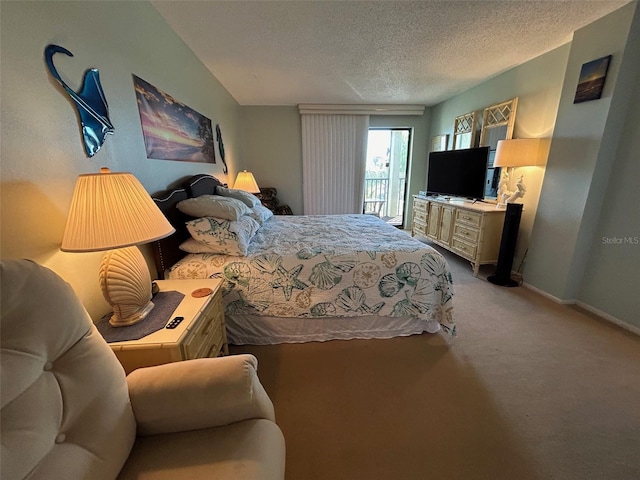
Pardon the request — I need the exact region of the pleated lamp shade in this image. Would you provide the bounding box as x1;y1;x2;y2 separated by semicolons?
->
233;170;260;193
61;168;174;252
61;168;175;327
494;138;545;168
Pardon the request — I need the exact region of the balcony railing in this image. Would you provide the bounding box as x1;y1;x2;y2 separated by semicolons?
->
364;178;388;202
364;177;405;221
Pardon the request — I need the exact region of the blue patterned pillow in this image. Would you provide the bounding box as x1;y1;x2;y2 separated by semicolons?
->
185;215;260;256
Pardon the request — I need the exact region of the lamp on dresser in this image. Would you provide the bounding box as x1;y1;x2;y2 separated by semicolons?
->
61;168;175;326
489;138;545;287
233;170;260;193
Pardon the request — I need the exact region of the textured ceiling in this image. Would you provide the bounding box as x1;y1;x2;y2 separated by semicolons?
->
152;0;630;106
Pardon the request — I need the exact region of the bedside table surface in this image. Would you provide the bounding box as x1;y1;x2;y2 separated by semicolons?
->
108;279;222;349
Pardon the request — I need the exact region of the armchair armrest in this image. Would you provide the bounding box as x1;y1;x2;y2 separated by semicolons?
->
126;354;275;436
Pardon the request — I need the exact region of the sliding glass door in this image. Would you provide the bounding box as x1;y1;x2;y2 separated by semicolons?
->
365;128;411;227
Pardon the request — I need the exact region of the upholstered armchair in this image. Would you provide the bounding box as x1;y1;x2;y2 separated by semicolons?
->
1;259;285;480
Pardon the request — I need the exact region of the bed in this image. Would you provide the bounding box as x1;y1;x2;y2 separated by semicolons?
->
151;174;455;345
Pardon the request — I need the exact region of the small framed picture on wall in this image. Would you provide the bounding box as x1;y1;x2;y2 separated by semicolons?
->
574;55;612;104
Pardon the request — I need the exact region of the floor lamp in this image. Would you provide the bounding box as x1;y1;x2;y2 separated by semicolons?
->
61;168;175;326
488;139;544;287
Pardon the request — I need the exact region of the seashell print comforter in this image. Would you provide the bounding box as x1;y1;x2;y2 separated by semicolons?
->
168;214;456;335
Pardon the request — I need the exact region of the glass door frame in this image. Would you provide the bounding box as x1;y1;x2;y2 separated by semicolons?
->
366;127;412;228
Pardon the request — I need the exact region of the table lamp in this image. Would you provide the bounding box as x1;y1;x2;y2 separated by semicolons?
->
494;138;545;207
61;168;175;326
233;170;260;193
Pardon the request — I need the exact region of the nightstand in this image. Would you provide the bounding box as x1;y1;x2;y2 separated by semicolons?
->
108;279;228;374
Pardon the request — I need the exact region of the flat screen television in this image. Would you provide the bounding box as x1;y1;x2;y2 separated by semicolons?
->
426;146;489;200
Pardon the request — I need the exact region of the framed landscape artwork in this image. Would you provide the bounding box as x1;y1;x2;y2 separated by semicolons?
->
133;75;215;163
431;134;449;152
574;55;611;104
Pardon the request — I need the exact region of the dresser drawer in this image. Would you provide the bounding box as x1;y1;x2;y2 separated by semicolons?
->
413;220;428;236
453;223;480;244
456;209;482;228
414;210;427;224
413;198;428;213
451;237;477;260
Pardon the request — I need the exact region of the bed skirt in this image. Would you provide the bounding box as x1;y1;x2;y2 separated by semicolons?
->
225;313;441;345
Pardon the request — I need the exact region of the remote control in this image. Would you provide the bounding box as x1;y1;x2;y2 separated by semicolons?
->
165;316;184;329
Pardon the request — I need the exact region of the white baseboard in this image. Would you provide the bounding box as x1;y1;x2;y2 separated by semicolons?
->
575;301;640;336
522;282;575;304
523;282;640;336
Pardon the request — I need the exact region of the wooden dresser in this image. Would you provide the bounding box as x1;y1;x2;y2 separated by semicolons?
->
412;195;505;276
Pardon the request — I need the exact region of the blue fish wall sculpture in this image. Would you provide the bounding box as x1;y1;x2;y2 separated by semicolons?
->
45;44;114;157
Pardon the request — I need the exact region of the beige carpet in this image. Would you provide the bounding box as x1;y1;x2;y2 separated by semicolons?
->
230;245;640;480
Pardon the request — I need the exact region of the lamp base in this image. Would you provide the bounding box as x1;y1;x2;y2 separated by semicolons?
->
109;300;155;327
487;275;519;287
488;203;523;288
100;246;154;327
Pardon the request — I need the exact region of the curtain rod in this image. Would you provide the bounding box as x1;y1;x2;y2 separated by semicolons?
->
298;104;425;115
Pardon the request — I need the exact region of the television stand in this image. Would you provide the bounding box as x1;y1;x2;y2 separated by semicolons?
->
411;195;506;276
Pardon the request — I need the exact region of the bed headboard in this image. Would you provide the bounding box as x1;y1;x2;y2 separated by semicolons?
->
151;174;224;278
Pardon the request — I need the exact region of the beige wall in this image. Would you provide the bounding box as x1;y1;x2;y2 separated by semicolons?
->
533;3;640;330
240;106;303;214
0;1;241;320
426;2;639;331
525;3;637;309
428;44;570;270
239;108;431;226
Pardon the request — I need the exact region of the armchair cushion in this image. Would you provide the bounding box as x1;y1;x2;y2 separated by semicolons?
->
127;355;275;436
118;419;285;480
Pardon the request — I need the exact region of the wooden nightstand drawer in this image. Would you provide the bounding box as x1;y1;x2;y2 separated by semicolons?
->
201;325;226;358
183;289;224;359
183;318;212;359
453;223;480;244
456;209;482;228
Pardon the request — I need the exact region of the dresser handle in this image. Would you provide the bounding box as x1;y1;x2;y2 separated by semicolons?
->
202;317;214;335
206;343;219;357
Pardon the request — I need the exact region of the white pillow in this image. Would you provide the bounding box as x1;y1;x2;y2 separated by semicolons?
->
216;186;261;207
186;215;260;256
177;195;250;220
248;204;274;225
179;238;226;254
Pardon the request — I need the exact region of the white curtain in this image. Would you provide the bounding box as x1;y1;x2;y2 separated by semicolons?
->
301;114;370;215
